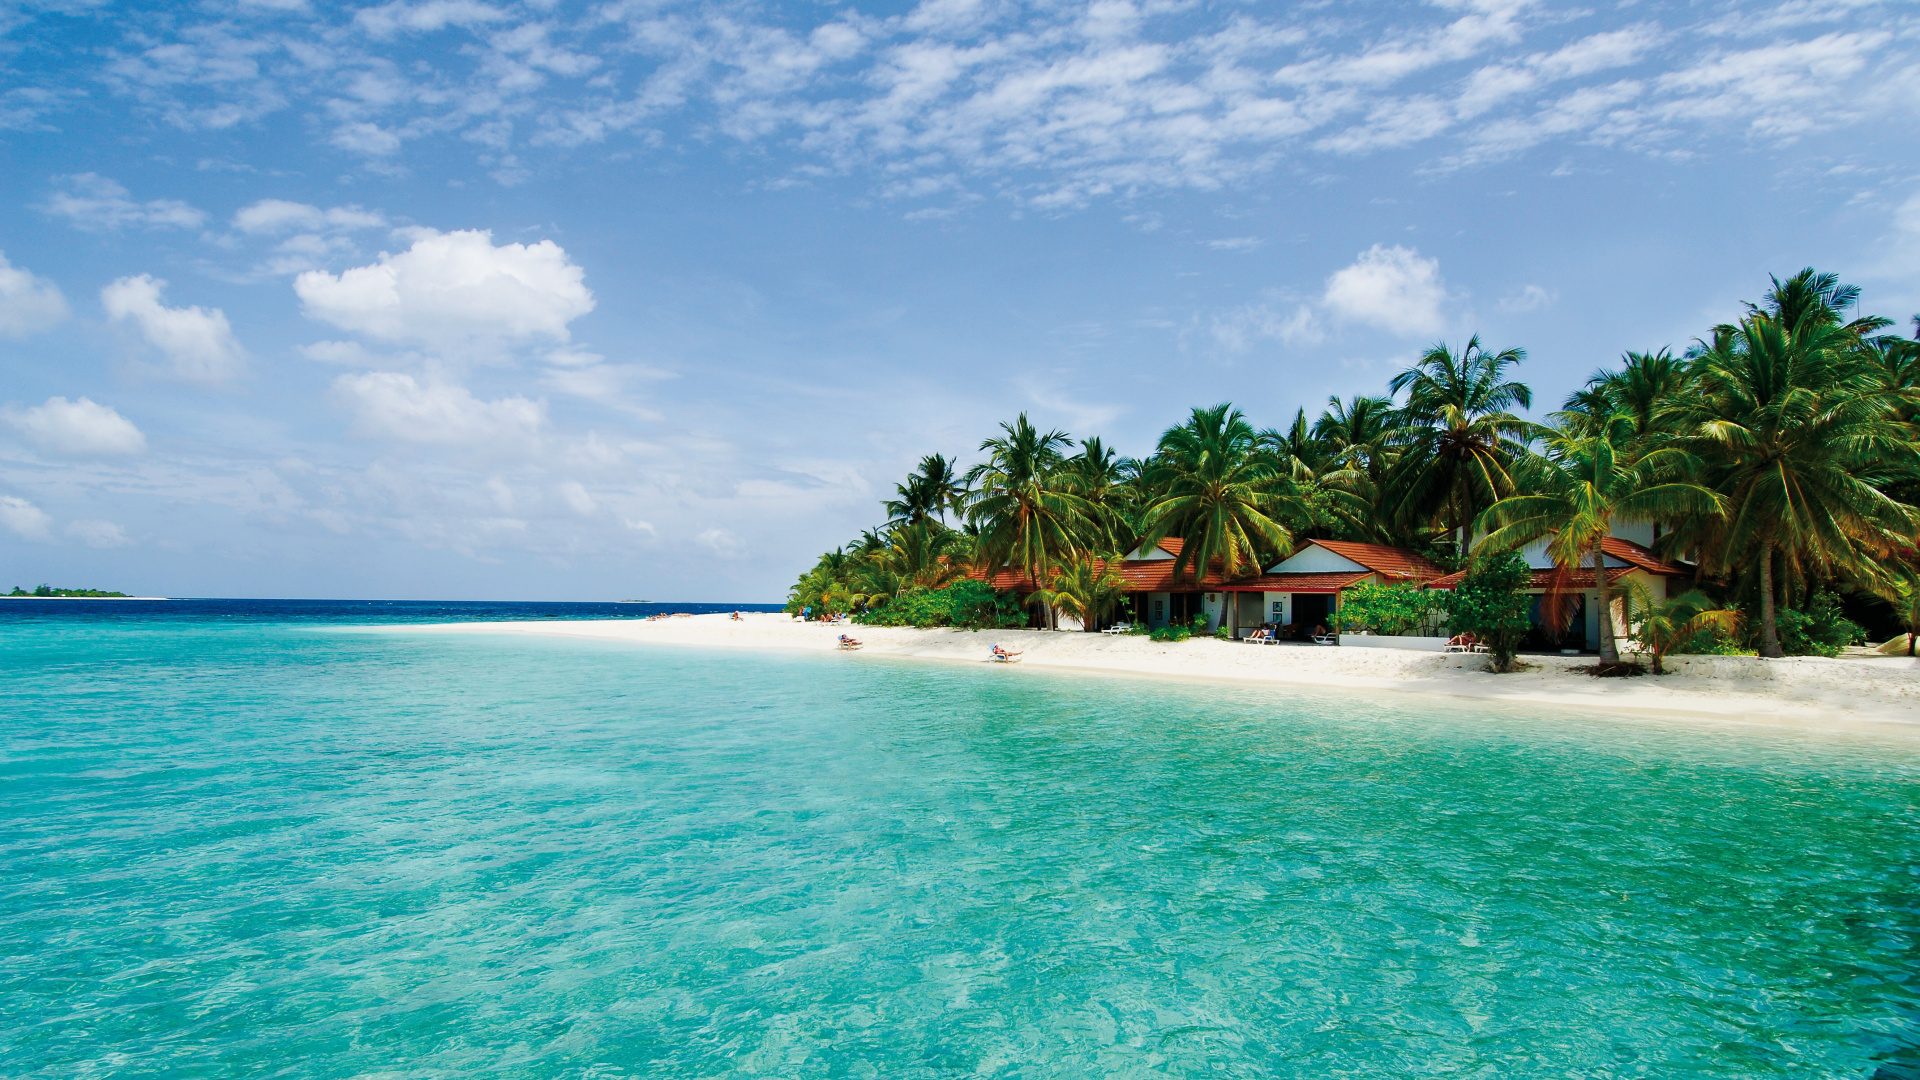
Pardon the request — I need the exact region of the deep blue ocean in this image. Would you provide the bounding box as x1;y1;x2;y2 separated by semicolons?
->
3;601;1917;1078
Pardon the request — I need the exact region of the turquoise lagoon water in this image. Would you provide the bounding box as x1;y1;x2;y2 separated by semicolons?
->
3;612;1918;1078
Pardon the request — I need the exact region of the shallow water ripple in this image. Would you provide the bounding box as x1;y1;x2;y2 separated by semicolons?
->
2;620;1917;1077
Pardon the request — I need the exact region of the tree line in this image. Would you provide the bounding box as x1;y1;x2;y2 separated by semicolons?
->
786;269;1920;658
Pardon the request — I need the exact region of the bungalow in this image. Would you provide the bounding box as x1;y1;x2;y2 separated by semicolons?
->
972;537;1442;634
1113;538;1446;637
1424;530;1690;651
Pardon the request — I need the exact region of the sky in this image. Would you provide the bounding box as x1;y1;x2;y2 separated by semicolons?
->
0;0;1917;602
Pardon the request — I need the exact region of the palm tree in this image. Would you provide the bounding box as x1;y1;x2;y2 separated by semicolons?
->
884;453;967;528
1313;394;1401;543
1674;309;1918;656
965;414;1098;627
1385;337;1537;554
1065;437;1133;553
1572;349;1687;442
1138;404;1308;589
1477;412;1723;665
1032;555;1132;632
1621;583;1743;675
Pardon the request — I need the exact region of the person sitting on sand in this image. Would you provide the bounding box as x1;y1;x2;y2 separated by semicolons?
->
731;611;742;621
839;634;862;649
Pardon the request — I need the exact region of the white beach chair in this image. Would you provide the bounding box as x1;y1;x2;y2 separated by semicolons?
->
1101;622;1133;636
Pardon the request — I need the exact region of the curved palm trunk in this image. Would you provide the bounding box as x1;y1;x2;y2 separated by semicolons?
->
1592;544;1619;665
1758;544;1784;658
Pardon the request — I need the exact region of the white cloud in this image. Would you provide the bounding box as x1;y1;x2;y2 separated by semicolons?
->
295;229;594;348
0;251;68;337
333;371;545;444
4;397;147;456
1211;302;1321;351
698;527;747;559
66;519;133;549
41;174;206;231
1208;237;1263;252
1322;245;1449;337
233;199;386;234
356;1;509;38
1498;284;1555;312
101;276;247;383
0;496;52;541
559;480;597;515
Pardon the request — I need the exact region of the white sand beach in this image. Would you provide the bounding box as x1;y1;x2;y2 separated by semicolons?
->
414;613;1920;735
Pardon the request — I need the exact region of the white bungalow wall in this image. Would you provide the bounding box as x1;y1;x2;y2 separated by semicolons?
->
1266;544;1369;574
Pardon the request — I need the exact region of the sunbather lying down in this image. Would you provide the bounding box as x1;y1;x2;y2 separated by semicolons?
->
989;644;1023;662
838;634;863;649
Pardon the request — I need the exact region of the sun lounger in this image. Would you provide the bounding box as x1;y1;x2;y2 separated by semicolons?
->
1101;622;1133;635
1311;633;1337;645
838;635;863;650
989;646;1023;663
1243;629;1273;644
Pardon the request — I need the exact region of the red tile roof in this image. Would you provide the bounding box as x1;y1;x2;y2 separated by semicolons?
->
1302;540;1447;581
1218;571;1372;594
968;538;1446;595
1427;565;1638;591
1599;536;1687;575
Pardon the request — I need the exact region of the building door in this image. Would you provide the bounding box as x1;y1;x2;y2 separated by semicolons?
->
1292;593;1332;632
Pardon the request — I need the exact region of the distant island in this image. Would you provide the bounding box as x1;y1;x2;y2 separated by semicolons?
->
7;585;131;598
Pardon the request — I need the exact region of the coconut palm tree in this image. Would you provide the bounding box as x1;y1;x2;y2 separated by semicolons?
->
1621;583;1743;675
1673;310;1918;656
1477;412;1723;665
1032;555;1132;632
965;414;1098;626
1312;394;1402;543
1384;337;1537;554
884;453;967;528
1138;404;1308;588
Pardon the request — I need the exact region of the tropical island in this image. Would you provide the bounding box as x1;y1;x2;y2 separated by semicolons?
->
6;585;132;598
426;268;1918;731
786;268;1920;670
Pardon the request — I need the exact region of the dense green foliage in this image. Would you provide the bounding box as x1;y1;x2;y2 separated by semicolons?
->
8;585;130;597
788;268;1920;656
1336;582;1441;635
850;580;1028;630
1444;553;1534;672
1773;592;1866;658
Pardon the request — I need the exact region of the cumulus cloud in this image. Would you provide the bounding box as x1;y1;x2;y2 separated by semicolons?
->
294;229;594;349
698;527;747;559
333;370;545;444
1211;302;1321;351
4;397;147;456
1322;245;1449;337
232;199;386;234
0;495;52;541
1498;284;1555;313
41;174;206;231
356;0;509;38
101;276;247;383
66;519;133;548
558;480;596;515
0;251;68;337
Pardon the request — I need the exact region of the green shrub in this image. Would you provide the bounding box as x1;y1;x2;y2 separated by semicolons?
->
853;579;1028;630
1337;581;1440;635
1775;592;1865;657
1150;624;1193;643
1444;551;1532;672
1671;623;1753;656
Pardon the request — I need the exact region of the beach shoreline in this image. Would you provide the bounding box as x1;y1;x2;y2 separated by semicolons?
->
399;612;1920;737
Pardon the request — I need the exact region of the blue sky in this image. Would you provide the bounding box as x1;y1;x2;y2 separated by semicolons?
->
1;0;1916;601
